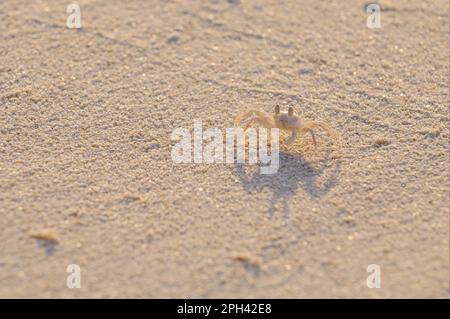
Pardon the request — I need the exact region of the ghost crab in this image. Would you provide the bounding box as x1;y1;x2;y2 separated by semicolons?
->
234;105;340;146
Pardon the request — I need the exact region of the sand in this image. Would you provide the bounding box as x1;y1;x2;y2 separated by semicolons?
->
0;0;448;298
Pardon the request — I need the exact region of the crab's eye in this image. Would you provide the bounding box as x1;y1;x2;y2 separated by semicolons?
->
288;107;294;116
275;105;280;114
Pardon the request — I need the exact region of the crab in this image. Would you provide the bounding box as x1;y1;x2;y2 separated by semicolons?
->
234;105;339;146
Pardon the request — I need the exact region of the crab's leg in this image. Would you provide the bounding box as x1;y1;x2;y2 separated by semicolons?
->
285;130;298;145
309;129;317;146
243;118;256;130
257;115;276;129
234;111;270;127
301;121;339;139
299;127;317;146
242;114;272;131
234;111;257;127
234;111;253;127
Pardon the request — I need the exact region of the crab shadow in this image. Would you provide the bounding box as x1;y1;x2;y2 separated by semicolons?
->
234;152;341;217
35;240;58;256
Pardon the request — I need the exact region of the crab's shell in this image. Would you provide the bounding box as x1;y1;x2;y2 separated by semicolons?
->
274;113;299;131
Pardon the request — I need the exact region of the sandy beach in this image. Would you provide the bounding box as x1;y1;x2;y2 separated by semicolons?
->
0;0;448;298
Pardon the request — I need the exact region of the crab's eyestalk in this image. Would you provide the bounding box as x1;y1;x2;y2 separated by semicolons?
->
288;107;294;116
275;105;280;114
